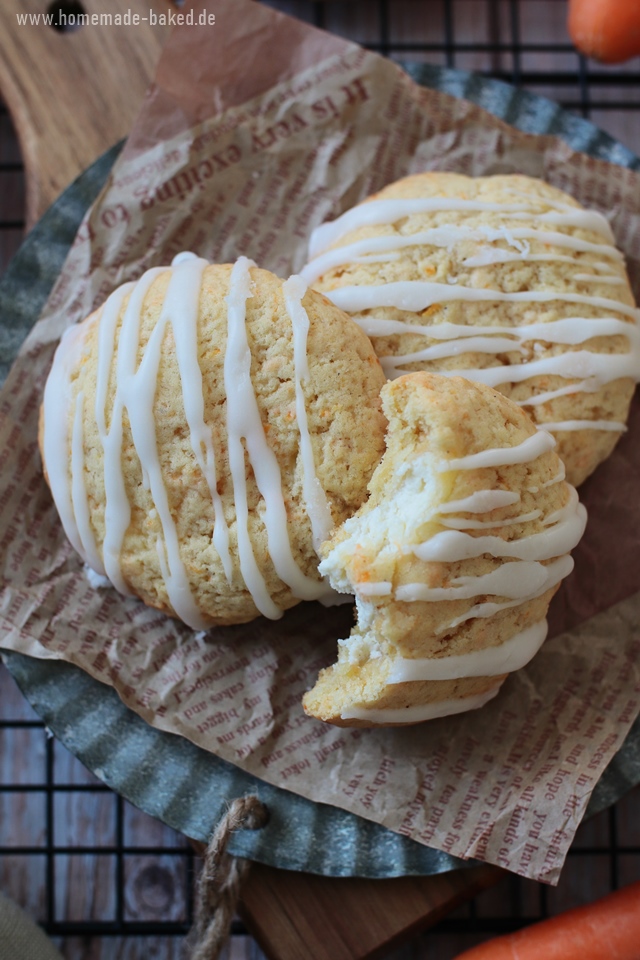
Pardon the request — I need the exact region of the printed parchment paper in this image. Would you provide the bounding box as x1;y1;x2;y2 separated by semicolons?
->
1;0;640;883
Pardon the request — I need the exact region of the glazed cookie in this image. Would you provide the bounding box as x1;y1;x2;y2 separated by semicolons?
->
303;373;586;727
40;255;387;629
303;172;640;487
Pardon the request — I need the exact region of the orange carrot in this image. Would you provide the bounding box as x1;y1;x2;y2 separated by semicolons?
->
568;0;640;64
452;879;640;960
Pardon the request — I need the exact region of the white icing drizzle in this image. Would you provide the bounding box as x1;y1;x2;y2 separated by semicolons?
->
326;281;639;321
528;464;566;493
542;465;566;487
310;201;537;258
223;261;288;620
517;380;599;407
380;334;528;364
155;536;174;609
437;555;573;630
83;564;111;589
386;348;640;388
462;253;625;284
70;391;105;575
439;490;521;513
538;419;627;433
520;231;621;258
282;275;334;552
396;558;565;603
440;509;541;530
437;430;555;472
463;250;579;268
592;261;619;273
413;502;586;562
356;316;634;344
43;321;99;569
341;686;500;722
574;273;624;286
503;209;615;241
390;330;525;366
387;620;548;682
354;253;401;265
225;258;327;619
309;197;614;258
95;271;160;594
356;581;393;597
162;254;233;581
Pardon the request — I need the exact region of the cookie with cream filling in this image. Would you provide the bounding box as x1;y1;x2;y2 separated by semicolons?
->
303;373;586;727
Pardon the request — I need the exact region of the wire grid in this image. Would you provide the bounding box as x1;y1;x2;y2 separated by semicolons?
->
0;668;199;955
1;2;640;958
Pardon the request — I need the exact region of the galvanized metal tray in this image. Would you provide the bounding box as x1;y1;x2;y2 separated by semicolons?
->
1;64;639;877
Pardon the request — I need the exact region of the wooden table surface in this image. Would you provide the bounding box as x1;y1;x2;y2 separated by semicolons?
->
1;1;640;958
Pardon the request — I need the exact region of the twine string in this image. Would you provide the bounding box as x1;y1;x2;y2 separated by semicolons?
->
188;795;268;960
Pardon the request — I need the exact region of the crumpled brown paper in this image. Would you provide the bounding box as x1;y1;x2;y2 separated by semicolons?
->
1;0;640;884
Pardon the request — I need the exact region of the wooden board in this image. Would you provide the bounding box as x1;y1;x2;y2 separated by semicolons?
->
0;2;506;956
240;862;502;960
0;0;169;227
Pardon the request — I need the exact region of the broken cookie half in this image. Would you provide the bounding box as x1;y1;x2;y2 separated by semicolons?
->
303;373;587;727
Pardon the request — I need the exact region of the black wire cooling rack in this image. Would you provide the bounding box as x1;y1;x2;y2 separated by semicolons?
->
1;2;640;959
0;684;196;942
